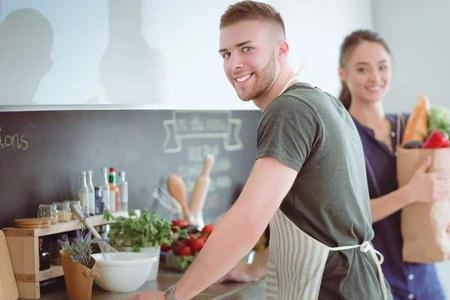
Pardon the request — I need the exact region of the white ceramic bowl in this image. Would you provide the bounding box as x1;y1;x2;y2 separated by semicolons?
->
91;252;157;292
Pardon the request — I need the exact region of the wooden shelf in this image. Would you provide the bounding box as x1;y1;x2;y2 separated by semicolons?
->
38;265;63;281
3;211;128;237
2;211;128;299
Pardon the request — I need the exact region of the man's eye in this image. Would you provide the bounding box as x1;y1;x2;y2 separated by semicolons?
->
379;65;388;71
242;46;253;52
357;67;367;73
222;52;230;59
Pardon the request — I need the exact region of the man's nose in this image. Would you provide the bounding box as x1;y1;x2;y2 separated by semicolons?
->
229;54;244;70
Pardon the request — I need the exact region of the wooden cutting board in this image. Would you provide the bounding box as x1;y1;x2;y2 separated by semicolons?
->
0;230;18;300
14;217;51;228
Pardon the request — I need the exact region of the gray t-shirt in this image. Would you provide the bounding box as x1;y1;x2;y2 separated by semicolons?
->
257;82;390;299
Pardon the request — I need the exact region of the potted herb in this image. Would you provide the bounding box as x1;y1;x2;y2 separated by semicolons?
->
104;210;171;280
60;231;96;300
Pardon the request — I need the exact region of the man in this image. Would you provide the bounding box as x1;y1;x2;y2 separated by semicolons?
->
133;1;391;299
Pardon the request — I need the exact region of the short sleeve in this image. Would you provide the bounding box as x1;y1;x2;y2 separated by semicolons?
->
256;96;321;172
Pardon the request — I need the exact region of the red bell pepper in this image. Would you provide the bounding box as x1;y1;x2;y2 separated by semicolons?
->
422;129;450;148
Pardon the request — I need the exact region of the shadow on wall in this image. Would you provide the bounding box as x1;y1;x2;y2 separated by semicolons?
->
99;0;166;105
0;8;53;105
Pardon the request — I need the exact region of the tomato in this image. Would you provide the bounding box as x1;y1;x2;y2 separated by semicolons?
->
171;219;189;229
178;245;193;257
190;238;205;252
160;243;171;252
201;224;214;235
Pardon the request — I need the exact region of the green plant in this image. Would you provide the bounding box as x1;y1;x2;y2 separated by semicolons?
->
61;230;95;268
104;210;172;251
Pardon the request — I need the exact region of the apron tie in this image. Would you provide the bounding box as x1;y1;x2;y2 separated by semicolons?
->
330;241;388;300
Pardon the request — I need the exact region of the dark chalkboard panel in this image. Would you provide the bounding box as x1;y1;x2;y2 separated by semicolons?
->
0;110;260;227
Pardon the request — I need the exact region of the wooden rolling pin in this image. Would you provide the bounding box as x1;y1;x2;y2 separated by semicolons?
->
189;155;215;217
167;174;193;223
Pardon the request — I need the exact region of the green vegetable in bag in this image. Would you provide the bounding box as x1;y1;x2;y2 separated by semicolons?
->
428;106;450;136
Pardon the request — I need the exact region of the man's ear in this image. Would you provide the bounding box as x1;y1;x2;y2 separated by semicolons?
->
278;41;289;60
338;67;346;82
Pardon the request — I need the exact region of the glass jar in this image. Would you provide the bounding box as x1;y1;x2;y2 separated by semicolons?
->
69;200;81;220
55;201;72;222
37;204;58;224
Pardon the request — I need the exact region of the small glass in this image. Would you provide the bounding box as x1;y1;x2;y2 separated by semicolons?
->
37;204;58;224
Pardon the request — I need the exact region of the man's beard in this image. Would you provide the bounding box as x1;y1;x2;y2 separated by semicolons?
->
236;54;277;101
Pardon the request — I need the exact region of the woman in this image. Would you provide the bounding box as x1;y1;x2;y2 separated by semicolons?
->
338;29;448;300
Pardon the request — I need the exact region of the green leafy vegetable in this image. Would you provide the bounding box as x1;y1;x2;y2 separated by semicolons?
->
104;210;172;251
428;106;450;136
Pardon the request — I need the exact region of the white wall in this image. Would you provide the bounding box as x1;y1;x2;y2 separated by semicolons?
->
0;0;372;109
373;0;450;296
373;0;450;113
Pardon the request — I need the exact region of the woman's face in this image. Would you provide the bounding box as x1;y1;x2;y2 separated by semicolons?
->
339;41;392;106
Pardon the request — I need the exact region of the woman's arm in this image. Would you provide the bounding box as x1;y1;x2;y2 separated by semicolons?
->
370;185;414;222
371;156;449;223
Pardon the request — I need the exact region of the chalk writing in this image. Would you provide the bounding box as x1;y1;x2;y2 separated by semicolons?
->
163;111;242;153
0;128;29;151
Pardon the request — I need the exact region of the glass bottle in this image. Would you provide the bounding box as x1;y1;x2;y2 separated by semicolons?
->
39;238;51;270
79;171;89;216
118;171;128;211
108;167;119;212
86;170;95;215
100;168;110;212
94;187;104;215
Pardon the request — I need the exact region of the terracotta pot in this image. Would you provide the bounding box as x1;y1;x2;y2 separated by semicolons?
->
60;250;95;300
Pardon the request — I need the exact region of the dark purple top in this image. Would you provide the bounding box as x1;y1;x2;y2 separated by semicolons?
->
353;114;446;300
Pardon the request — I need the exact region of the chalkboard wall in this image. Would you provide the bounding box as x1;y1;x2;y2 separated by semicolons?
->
0;110;260;228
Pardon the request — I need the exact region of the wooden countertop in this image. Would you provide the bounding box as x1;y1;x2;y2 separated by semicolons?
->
35;269;265;300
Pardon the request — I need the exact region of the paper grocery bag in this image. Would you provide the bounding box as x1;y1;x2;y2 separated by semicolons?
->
397;147;450;263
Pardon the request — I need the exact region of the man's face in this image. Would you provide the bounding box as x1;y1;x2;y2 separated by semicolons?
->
219;20;279;101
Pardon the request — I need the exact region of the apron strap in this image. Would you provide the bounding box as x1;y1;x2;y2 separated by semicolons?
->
329;241;388;300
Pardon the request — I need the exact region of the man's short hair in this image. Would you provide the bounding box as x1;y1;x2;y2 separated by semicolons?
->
220;1;285;37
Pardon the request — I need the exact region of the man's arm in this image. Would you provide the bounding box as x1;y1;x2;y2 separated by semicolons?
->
171;157;296;299
174;157;297;298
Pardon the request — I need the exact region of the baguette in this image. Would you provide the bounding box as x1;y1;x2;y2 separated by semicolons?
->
402;95;429;146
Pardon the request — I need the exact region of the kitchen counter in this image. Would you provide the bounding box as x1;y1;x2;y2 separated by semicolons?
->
36;269;265;300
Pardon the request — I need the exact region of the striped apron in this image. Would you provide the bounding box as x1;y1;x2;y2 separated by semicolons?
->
266;210;388;300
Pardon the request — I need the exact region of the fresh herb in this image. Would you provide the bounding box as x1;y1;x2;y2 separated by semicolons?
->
61;230;95;268
104;210;172;251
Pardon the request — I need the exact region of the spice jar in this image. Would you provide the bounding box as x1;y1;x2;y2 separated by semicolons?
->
55;201;72;222
37;204;58;224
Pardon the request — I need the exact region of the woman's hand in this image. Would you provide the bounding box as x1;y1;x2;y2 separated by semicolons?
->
406;156;450;203
126;291;165;300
